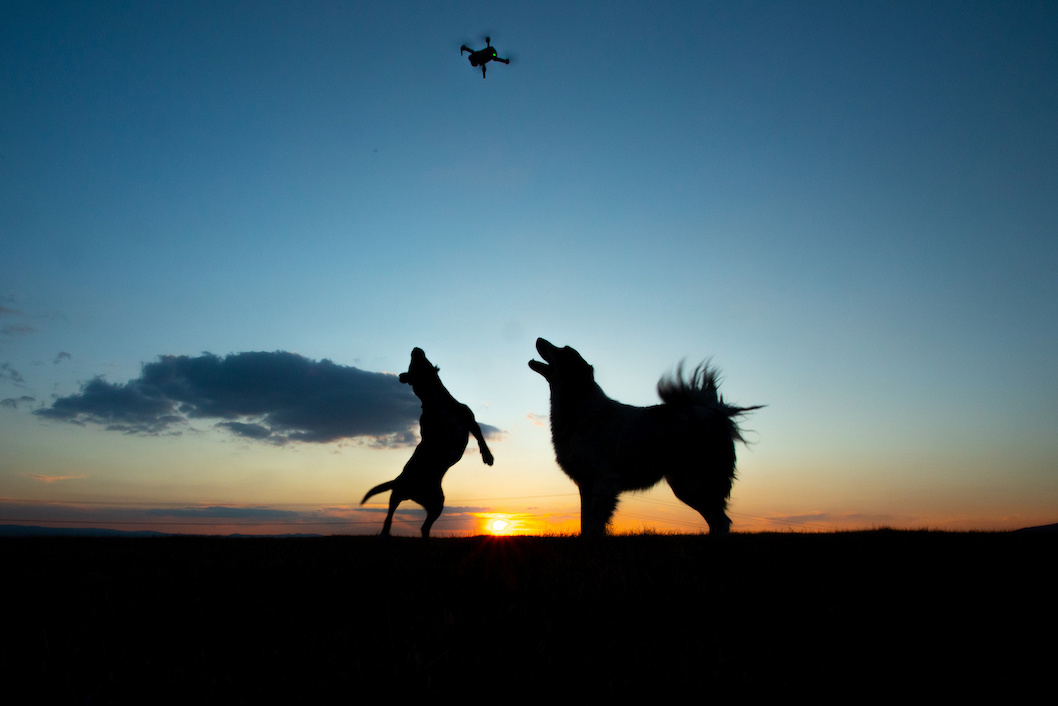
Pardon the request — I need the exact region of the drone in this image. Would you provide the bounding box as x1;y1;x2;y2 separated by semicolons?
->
460;36;510;78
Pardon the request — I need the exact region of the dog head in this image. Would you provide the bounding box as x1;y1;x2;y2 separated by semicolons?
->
529;338;595;387
399;347;440;386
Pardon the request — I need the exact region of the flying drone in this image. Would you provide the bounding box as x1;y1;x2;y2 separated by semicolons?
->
460;36;510;78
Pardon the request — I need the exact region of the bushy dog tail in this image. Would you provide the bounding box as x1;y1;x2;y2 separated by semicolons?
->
657;362;764;444
361;479;396;505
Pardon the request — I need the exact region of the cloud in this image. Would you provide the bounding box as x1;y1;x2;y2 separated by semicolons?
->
1;363;25;384
34;351;422;445
0;300;64;339
1;302;32;337
54;351;72;364
526;412;548;427
217;421;275;440
0;500;504;536
36;375;181;434
145;506;302;520
23;473;87;484
1;395;35;409
1;324;34;337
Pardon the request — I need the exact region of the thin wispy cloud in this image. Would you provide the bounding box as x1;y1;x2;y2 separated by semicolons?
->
1;302;33;338
0;500;502;536
34;351;423;446
23;473;87;484
1;363;25;384
145;506;303;521
1;395;35;409
747;511;900;531
526;413;548;427
478;423;506;441
1;324;34;337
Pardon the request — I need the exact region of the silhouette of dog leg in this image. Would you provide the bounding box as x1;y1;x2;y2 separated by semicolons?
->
668;474;733;536
419;491;444;539
579;482;619;536
381;493;403;537
705;510;732;536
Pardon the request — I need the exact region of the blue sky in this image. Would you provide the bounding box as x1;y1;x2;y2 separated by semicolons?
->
2;0;1056;535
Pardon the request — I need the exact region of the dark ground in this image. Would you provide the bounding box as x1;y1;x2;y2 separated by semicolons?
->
3;530;1053;703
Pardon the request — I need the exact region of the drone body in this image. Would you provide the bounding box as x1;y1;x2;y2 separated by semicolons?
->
460;36;510;78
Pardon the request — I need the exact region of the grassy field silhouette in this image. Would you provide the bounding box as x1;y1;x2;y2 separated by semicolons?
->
5;530;1052;702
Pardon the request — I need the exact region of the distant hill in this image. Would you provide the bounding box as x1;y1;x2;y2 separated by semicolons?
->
0;525;323;538
0;524;169;538
1012;522;1058;533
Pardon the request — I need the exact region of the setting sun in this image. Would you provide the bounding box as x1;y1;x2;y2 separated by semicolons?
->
472;512;549;536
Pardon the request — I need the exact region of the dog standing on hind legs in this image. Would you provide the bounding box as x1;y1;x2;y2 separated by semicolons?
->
362;347;494;538
529;338;761;537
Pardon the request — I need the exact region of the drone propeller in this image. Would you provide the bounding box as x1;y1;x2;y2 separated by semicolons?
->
483;33;515;61
458;33;497;50
482;33;516;65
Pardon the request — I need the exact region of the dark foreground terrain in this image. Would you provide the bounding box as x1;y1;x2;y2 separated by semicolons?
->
3;530;1053;703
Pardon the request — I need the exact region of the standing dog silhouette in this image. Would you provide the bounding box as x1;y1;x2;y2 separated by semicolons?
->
362;347;495;537
530;338;761;536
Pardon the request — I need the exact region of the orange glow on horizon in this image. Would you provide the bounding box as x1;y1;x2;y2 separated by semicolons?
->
2;498;1047;537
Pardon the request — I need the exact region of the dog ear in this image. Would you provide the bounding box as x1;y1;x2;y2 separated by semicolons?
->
562;349;593;379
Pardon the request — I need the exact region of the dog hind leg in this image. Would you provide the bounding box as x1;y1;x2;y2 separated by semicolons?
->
419;489;445;539
380;492;403;537
667;473;733;536
702;508;732;536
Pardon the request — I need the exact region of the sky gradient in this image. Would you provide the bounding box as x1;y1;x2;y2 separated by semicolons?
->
2;1;1056;535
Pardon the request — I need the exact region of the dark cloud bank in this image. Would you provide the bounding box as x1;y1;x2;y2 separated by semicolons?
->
35;351;429;447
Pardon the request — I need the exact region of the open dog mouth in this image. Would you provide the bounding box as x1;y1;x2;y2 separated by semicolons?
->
401;347;430;384
528;337;555;378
